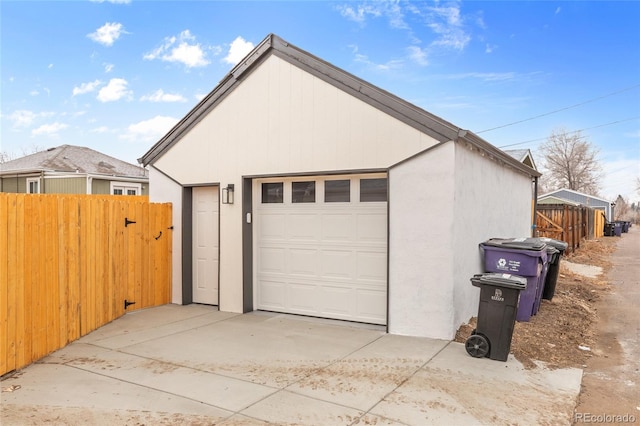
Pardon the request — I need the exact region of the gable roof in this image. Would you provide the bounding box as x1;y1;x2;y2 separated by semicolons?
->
538;188;611;204
0;145;148;178
140;34;539;178
504;149;537;170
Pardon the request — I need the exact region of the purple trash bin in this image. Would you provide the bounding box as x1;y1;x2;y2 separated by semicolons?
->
480;238;548;322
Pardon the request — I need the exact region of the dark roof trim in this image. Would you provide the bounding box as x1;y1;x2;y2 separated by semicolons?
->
139;34;538;178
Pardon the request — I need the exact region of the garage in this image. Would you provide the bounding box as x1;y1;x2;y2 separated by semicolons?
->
254;173;388;324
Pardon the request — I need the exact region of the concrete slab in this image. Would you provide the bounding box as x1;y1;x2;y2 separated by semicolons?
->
240;390;364;425
1;306;583;425
121;312;385;388
288;334;449;410
1;363;232;419
371;342;582;425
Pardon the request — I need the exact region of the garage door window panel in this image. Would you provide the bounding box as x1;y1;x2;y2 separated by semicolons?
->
325;180;350;202
360;178;387;202
292;181;316;203
262;182;283;203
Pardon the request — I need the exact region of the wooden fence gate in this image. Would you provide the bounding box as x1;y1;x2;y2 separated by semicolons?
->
0;194;172;376
535;204;606;253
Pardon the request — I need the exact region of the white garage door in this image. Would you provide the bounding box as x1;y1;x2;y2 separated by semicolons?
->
255;174;387;325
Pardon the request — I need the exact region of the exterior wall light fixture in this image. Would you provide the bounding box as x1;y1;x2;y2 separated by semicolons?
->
222;184;235;204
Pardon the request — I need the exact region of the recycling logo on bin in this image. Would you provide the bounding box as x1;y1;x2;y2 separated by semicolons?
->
491;288;504;302
496;257;521;272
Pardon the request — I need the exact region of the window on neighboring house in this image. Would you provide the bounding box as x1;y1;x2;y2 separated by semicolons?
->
27;178;40;194
111;182;141;196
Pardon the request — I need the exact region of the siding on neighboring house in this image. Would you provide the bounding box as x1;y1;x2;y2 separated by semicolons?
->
539;189;613;220
0;177;21;193
45;177;86;194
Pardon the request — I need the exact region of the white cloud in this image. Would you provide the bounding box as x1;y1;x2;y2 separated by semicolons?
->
555;7;561;15
90;126;110;133
104;63;114;73
90;0;131;3
7;110;37;128
486;44;497;54
336;3;382;24
194;93;207;101
425;4;470;50
31;122;68;137
337;2;408;29
97;78;131;102
144;30;209;68
407;46;428;66
140;89;187;103
30;90;39;96
120;116;178;142
223;36;255;65
48;64;54;69
73;79;102;96
351;44;404;71
87;22;127;47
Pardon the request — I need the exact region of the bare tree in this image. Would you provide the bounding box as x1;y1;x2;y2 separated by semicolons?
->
540;127;603;195
614;194;629;220
0;151;14;164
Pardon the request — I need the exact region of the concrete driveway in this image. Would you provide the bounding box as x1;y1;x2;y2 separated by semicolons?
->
2;305;581;425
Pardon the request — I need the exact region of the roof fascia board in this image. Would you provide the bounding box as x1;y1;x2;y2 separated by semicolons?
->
457;130;541;178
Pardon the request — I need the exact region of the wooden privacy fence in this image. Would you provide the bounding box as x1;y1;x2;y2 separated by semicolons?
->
0;193;172;376
535;204;606;253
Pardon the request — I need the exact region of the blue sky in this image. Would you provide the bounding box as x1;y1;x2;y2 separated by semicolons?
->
2;0;639;202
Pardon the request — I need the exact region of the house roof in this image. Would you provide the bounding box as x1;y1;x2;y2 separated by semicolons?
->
537;195;582;206
504;149;537;170
538;188;611;204
0;145;148;178
140;34;539;178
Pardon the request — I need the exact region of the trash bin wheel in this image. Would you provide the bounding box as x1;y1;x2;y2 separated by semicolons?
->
465;334;490;358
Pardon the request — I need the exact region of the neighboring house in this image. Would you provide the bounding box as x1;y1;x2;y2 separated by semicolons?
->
538;188;613;220
140;34;540;340
0;145;149;195
504;149;537;170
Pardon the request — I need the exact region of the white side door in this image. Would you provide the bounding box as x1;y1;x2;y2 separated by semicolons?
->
192;186;219;305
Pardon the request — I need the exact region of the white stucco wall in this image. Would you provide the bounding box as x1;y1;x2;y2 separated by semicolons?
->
388;141;534;340
148;166;183;304
451;142;534;332
388;143;457;339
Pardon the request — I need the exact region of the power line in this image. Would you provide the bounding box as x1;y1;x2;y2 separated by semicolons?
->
476;83;640;134
497;116;640;149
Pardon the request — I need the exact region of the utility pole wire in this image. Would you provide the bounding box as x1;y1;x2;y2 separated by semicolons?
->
497;116;640;149
477;83;640;134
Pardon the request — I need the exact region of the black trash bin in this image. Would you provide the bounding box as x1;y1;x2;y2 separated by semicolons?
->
604;223;615;237
466;273;527;362
534;237;569;301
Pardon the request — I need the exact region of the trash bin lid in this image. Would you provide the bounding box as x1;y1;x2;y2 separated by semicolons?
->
533;237;569;251
471;273;527;289
481;237;546;251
